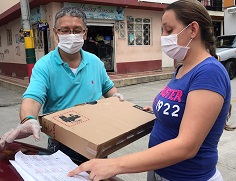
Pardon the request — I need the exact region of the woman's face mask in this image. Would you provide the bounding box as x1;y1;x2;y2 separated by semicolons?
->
161;23;193;61
58;34;84;54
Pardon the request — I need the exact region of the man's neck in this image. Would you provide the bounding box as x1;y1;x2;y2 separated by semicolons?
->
59;49;82;68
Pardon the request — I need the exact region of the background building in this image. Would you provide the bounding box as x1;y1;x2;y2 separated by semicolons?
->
0;0;232;79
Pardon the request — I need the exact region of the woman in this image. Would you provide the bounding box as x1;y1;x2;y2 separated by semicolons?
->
68;1;231;180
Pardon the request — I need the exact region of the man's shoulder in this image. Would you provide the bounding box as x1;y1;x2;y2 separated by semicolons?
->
81;49;103;64
32;50;59;72
36;49;57;64
82;49;98;58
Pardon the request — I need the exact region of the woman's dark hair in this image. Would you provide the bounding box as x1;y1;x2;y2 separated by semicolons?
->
225;104;236;131
166;0;234;131
165;0;217;58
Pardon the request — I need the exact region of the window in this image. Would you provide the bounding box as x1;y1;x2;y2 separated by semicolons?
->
6;29;12;46
118;21;126;39
199;0;212;6
127;17;151;46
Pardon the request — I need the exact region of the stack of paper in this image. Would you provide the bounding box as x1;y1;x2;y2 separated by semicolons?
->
10;150;91;181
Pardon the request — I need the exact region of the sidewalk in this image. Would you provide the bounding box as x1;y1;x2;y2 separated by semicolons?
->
0;67;175;94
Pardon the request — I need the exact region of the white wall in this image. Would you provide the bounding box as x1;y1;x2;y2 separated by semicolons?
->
115;8;163;63
0;18;26;64
0;0;19;14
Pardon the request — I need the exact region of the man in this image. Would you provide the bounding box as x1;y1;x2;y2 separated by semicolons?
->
0;6;123;163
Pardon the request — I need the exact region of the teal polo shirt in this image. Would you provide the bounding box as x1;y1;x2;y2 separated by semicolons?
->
23;47;114;114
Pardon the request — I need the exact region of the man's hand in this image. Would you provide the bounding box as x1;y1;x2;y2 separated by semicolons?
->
0;129;14;149
112;93;124;101
0;119;41;149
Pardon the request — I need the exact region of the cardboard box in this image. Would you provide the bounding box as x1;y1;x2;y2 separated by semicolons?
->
39;97;155;159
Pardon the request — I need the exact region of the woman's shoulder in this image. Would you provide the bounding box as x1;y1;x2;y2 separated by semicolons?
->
196;56;227;75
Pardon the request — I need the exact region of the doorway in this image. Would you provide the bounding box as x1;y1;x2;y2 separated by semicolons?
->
32;25;49;61
83;25;114;71
213;21;222;37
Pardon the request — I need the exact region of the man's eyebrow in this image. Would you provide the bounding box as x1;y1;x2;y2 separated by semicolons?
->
59;26;83;28
162;22;167;26
58;26;69;29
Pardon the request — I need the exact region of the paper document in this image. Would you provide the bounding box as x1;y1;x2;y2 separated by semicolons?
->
10;150;91;181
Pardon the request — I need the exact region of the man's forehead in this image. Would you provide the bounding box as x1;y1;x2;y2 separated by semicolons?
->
57;16;85;27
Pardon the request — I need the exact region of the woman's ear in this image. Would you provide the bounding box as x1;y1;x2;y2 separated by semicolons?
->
190;21;199;39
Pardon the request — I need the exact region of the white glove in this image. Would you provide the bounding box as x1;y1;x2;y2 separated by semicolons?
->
112;93;124;101
0;128;14;149
1;119;41;148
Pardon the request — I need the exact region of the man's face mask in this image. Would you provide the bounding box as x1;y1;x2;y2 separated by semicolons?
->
58;34;84;54
161;23;193;61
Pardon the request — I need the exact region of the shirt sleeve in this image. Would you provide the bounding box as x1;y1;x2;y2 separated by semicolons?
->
99;62;114;95
189;63;230;99
22;59;49;105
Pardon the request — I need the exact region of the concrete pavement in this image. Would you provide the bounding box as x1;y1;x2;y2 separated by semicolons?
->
0;68;174;181
1;69;236;181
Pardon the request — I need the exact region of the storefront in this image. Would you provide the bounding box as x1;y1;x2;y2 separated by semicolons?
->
0;0;166;78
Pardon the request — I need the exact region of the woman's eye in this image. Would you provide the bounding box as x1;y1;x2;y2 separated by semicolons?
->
167;30;172;34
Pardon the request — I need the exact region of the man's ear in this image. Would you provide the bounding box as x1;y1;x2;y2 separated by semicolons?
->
84;27;88;40
53;27;59;42
190;21;199;39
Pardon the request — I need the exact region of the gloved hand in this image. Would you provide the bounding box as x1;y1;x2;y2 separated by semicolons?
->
112;93;124;101
0;128;14;149
0;119;41;149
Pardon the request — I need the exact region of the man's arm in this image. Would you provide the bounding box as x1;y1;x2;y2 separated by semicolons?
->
103;87;118;98
20;98;42;121
0;98;42;149
103;87;124;101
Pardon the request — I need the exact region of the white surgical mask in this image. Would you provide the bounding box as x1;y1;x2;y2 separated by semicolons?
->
161;23;192;61
58;34;84;54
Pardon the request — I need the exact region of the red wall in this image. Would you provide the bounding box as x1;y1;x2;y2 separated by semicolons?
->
0;62;28;79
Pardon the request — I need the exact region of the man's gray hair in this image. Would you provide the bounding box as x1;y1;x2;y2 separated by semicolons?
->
54;6;87;28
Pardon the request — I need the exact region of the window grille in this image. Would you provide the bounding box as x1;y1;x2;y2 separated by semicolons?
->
118;21;126;39
127;17;151;46
6;29;12;46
